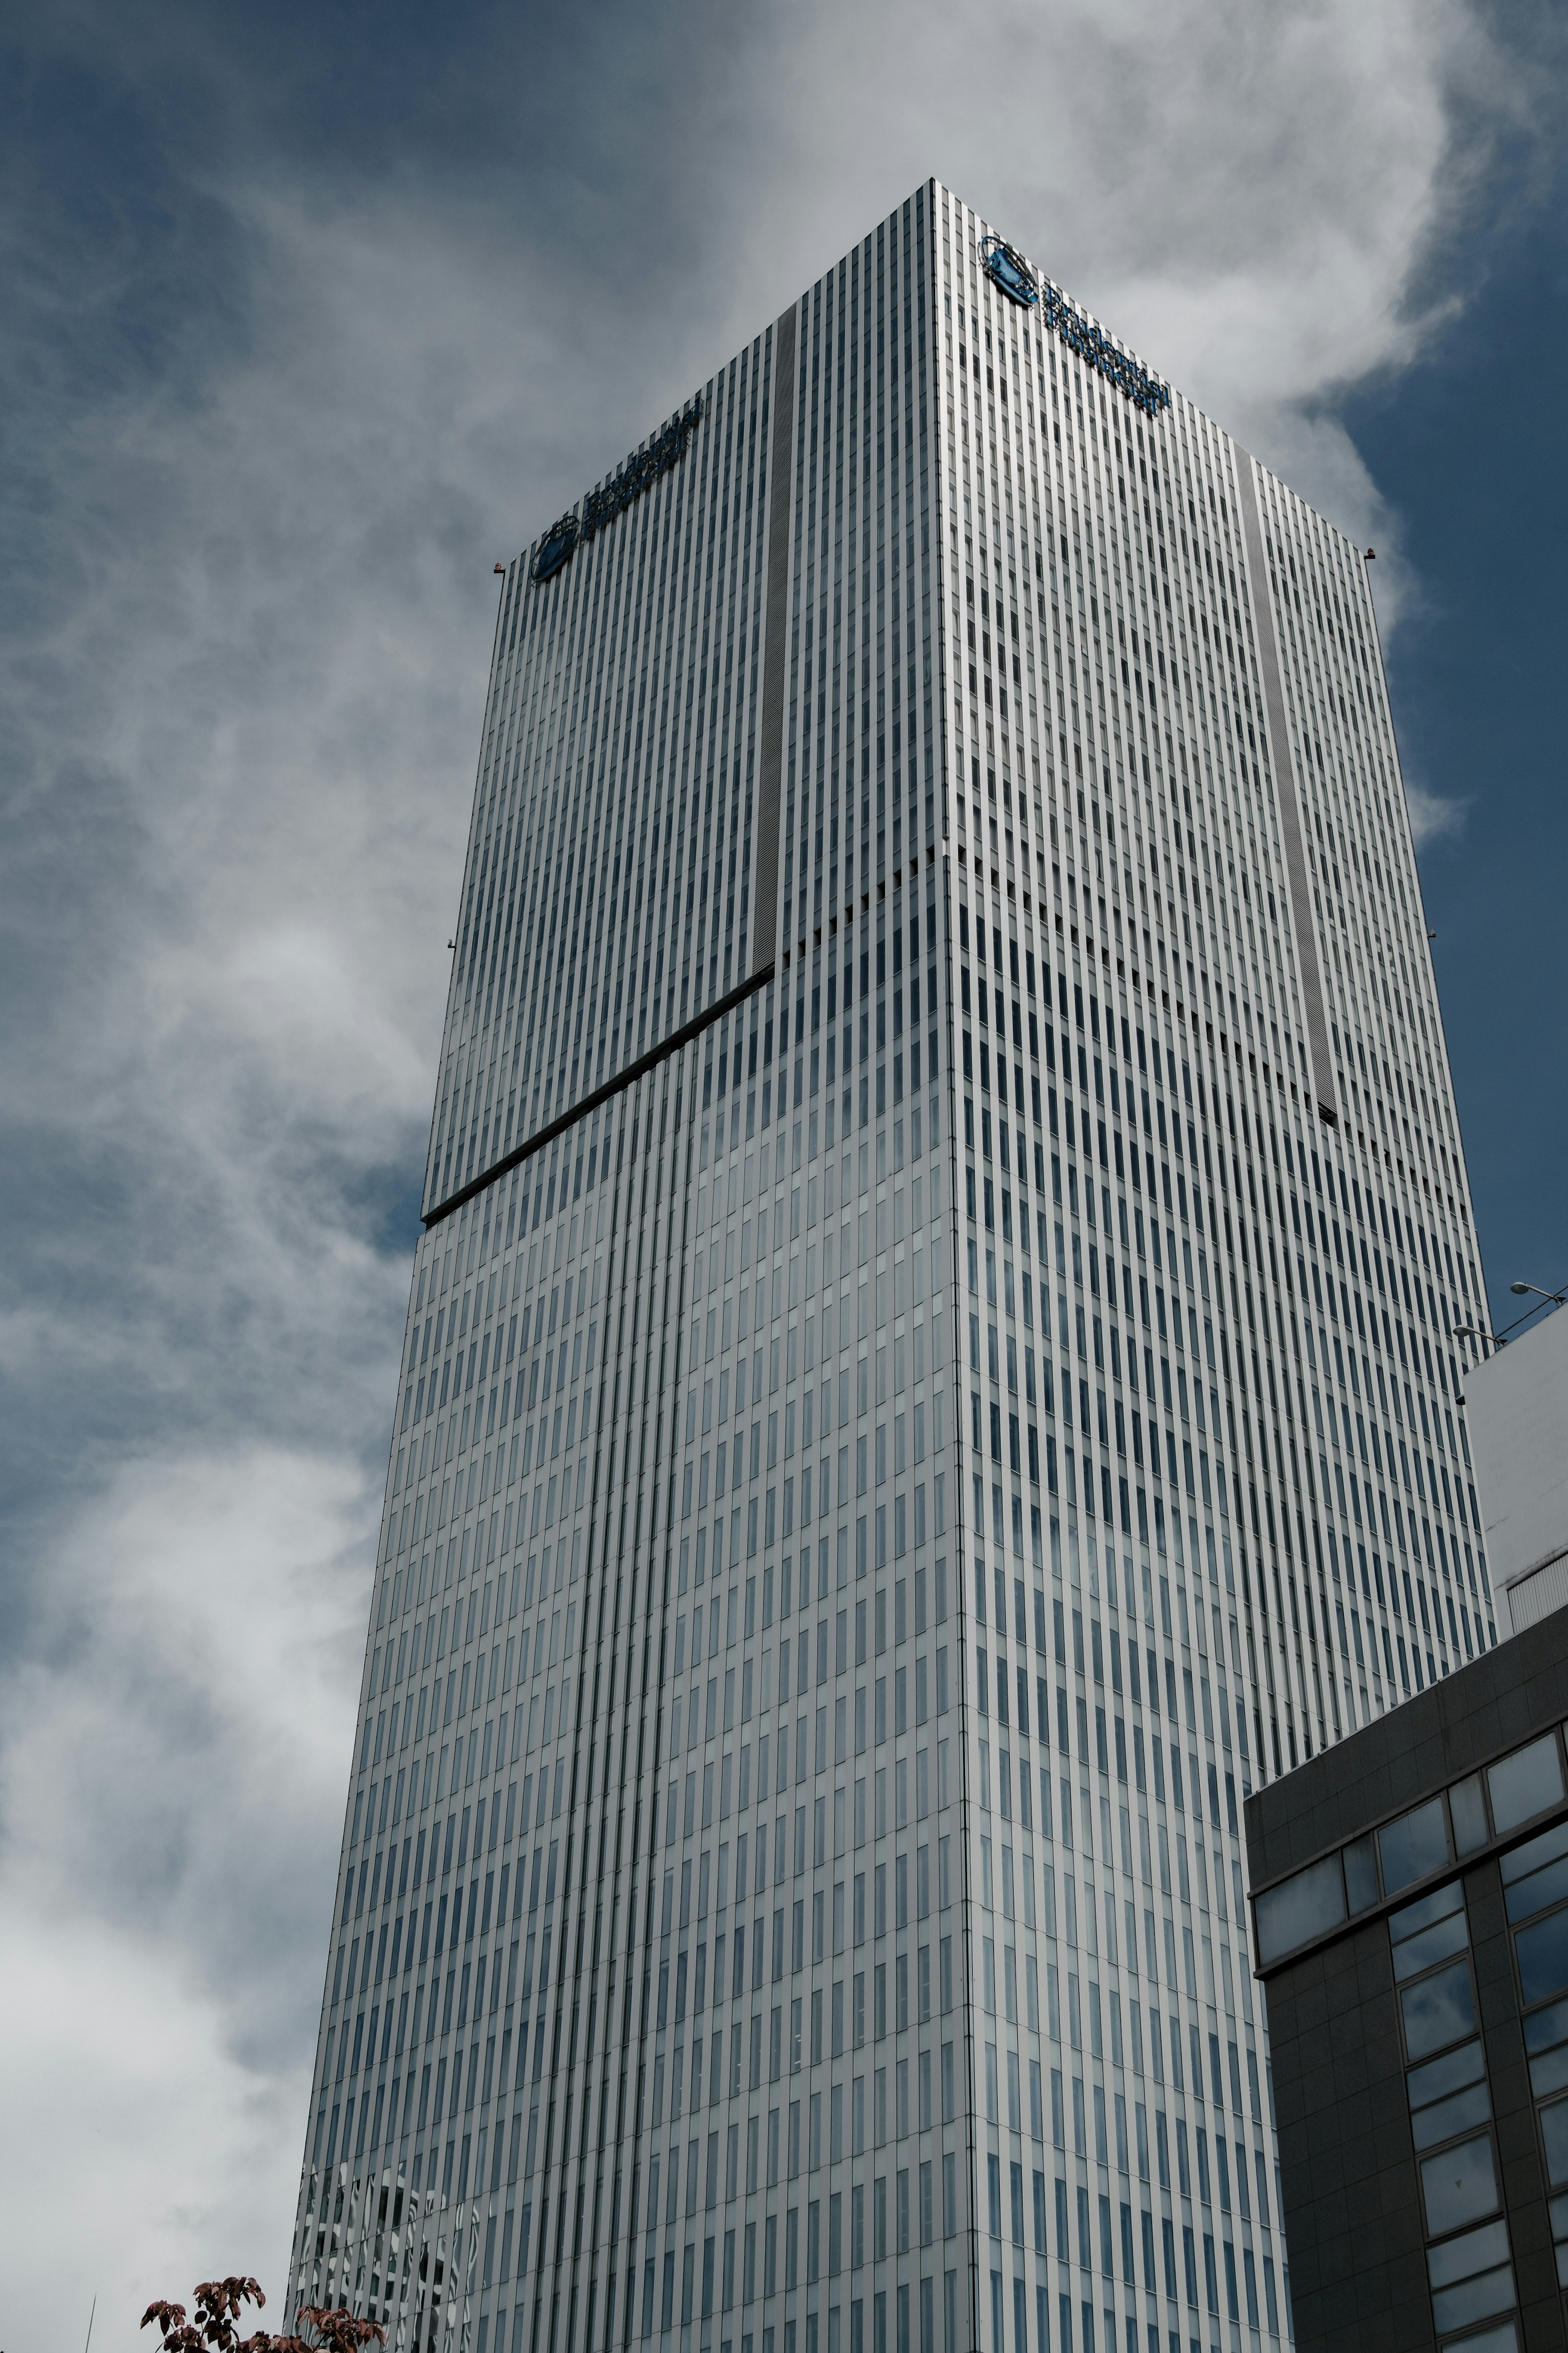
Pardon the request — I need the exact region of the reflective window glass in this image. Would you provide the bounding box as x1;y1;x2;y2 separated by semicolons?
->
1435;2324;1518;2353
1343;1833;1378;1912
1501;1818;1568;1925
1380;1798;1450;1894
1531;2050;1568;2105
1487;1734;1564;1834
1408;2039;1486;2110
1420;2131;1499;2236
1254;1852;1344;1965
1412;2081;1492;2153
1523;1997;1568;2100
1550;2191;1568;2288
1541;2097;1568;2188
1449;1774;1488;1856
1516;1911;1568;2010
1430;2263;1515;2337
1501;1817;1568;1886
1408;2036;1491;2156
1394;1908;1470;1985
1427;2218;1510;2291
1504;1851;1568;1928
1391;1878;1465;1943
1402;1959;1477;2061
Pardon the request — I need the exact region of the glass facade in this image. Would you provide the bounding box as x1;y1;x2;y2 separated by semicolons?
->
287;181;1493;2353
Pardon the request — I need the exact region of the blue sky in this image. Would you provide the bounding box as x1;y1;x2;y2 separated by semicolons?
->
0;0;1563;2340
1344;94;1568;1320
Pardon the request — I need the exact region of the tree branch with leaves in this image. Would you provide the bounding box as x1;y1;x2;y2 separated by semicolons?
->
142;2276;387;2353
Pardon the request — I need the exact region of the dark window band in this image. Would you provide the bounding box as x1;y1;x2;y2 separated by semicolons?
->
422;961;775;1228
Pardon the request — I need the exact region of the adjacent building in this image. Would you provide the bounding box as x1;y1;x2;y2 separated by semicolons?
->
1464;1306;1568;1638
287;179;1495;2353
1245;1598;1568;2353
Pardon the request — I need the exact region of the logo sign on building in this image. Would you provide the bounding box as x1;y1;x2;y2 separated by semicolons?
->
978;234;1038;309
530;396;705;584
1040;283;1169;417
978;232;1169;418
530;515;578;584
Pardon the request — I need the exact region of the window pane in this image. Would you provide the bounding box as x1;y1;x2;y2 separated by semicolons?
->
1392;1908;1470;1985
1408;2039;1486;2113
1487;1734;1564;1834
1254;1853;1344;1965
1449;1773;1488;1855
1541;2097;1568;2189
1411;2082;1491;2152
1435;2324;1518;2353
1427;2218;1510;2289
1419;2131;1498;2235
1379;1798;1449;1894
1523;1995;1568;2056
1402;1959;1476;2060
1501;1821;1568;1925
1500;1816;1568;1886
1430;2265;1515;2335
1343;1834;1378;1913
1391;1879;1464;1943
1504;1853;1568;1927
1516;1911;1568;2009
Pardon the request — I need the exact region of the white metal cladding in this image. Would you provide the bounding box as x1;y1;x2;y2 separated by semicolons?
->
290;179;1495;2353
1508;1554;1568;1636
425;332;780;1219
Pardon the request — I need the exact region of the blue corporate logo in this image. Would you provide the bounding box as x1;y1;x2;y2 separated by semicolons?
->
1040;283;1169;417
978;230;1170;417
530;515;579;583
530;395;705;585
979;234;1038;309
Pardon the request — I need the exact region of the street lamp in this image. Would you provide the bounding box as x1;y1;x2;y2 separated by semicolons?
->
1510;1281;1568;1307
1450;1322;1501;1405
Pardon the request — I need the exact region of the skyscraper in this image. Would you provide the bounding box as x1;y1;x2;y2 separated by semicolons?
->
288;179;1496;2353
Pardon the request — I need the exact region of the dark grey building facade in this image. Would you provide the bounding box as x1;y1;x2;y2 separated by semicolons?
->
1245;1602;1568;2353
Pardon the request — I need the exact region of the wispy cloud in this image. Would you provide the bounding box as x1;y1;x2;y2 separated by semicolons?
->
1405;777;1470;848
0;0;1547;2340
0;1449;366;2346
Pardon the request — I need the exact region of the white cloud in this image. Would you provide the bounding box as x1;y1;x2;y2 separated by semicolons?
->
1404;776;1469;848
0;1449;368;2353
717;0;1506;536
